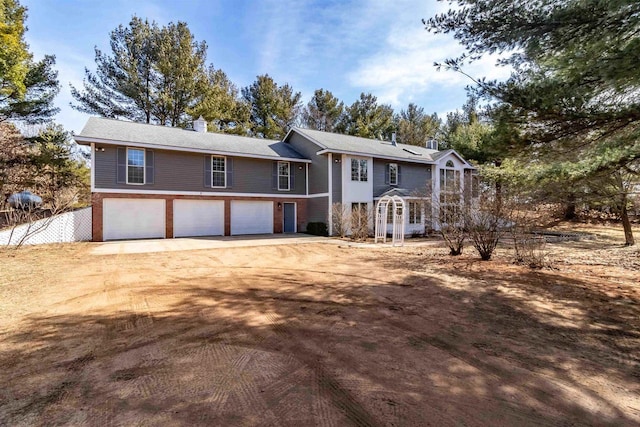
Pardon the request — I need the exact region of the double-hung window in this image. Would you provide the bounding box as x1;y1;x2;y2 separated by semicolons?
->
278;161;290;191
389;163;398;185
409;202;421;224
212;155;226;187
127;148;145;184
351;159;368;182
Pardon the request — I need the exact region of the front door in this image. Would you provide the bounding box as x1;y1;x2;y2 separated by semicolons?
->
283;202;296;233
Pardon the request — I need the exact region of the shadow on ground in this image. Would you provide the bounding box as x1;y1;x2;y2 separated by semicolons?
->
1;247;639;426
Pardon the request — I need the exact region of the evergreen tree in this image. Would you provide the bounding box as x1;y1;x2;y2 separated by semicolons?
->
302;89;343;132
242;74;302;139
395;103;442;146
426;0;640;244
188;66;250;135
153;21;207;127
29;124;90;204
0;0;59;123
337;93;394;140
71;17;210;127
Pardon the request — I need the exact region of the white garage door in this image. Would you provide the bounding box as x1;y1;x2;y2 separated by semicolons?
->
173;199;224;237
103;198;165;241
230;201;273;235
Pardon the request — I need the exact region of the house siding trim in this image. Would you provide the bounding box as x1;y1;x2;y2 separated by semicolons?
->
92;188;327;199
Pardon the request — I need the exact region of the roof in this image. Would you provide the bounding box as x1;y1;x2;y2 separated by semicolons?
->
287;127;444;164
74;117;310;162
375;187;416;198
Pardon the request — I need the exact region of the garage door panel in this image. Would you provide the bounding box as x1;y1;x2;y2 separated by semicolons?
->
103;198;165;241
173;200;224;237
231;201;273;235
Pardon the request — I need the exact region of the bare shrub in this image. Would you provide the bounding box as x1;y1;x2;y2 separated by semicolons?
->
465;190;510;261
512;231;548;268
331;202;349;238
508;197;550;268
350;204;371;241
432;183;466;256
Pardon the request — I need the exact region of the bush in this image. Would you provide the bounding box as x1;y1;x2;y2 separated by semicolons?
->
306;222;328;236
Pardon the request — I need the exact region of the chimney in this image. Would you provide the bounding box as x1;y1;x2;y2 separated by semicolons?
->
391;132;397;146
193;116;207;133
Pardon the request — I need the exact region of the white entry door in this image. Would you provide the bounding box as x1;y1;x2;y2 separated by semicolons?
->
103;198;165;240
173;199;224;237
230;201;273;235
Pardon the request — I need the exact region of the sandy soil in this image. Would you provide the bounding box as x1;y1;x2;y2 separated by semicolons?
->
1;228;639;426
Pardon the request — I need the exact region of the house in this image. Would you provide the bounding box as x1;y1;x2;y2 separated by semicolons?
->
74;117;475;241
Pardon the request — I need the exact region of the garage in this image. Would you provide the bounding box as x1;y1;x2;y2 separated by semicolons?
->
173;199;224;237
103;198;165;241
230;201;273;235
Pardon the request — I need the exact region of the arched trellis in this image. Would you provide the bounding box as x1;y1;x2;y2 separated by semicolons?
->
374;195;405;246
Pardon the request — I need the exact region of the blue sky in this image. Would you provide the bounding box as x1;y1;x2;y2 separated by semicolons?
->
22;0;510;135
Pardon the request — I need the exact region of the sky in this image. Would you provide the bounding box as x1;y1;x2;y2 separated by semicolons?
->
21;0;511;135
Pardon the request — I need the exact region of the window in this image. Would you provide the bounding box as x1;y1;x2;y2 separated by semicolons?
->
464;169;480;199
127;148;145;184
278;161;290;191
212;155;226;187
440;169;460;193
440;166;461;224
389;163;398;185
351;158;368;182
409;202;421;224
445;160;455;168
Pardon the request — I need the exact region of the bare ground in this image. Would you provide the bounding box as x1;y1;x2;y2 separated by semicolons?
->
0;226;639;426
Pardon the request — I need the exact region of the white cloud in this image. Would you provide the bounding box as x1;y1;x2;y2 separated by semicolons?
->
346;9;512;108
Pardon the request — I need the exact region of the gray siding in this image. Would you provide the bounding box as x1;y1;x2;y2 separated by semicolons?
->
331;159;342;204
286;132;328;194
372;159;432;197
307;197;328;224
95;146;306;195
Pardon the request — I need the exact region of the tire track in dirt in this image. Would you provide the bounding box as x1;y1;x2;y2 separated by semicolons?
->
260;310;382;427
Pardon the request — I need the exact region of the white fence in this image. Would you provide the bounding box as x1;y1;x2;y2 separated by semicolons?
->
0;207;92;246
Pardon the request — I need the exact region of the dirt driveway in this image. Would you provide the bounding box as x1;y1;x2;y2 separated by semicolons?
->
1;234;639;426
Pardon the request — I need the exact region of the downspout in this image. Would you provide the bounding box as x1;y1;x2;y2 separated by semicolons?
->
90;143;95;192
328;153;333;236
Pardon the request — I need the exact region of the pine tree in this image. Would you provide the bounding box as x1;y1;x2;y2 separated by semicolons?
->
188;66;250;135
71;17;210;127
0;0;59;123
395;103;442;146
337;93;394;140
302;89;344;132
241;74;302;139
426;0;640;244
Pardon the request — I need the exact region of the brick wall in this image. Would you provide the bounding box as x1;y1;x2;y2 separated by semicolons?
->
92;193;308;242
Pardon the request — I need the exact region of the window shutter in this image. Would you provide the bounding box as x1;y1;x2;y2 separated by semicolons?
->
272;161;278;190
117;147;126;184
145;150;154;184
289;163;295;190
226;158;233;188
384;164;390;184
397;164;402;185
204;155;212;187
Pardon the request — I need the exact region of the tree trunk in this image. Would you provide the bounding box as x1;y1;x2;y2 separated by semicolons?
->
621;203;635;246
564;193;576;220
